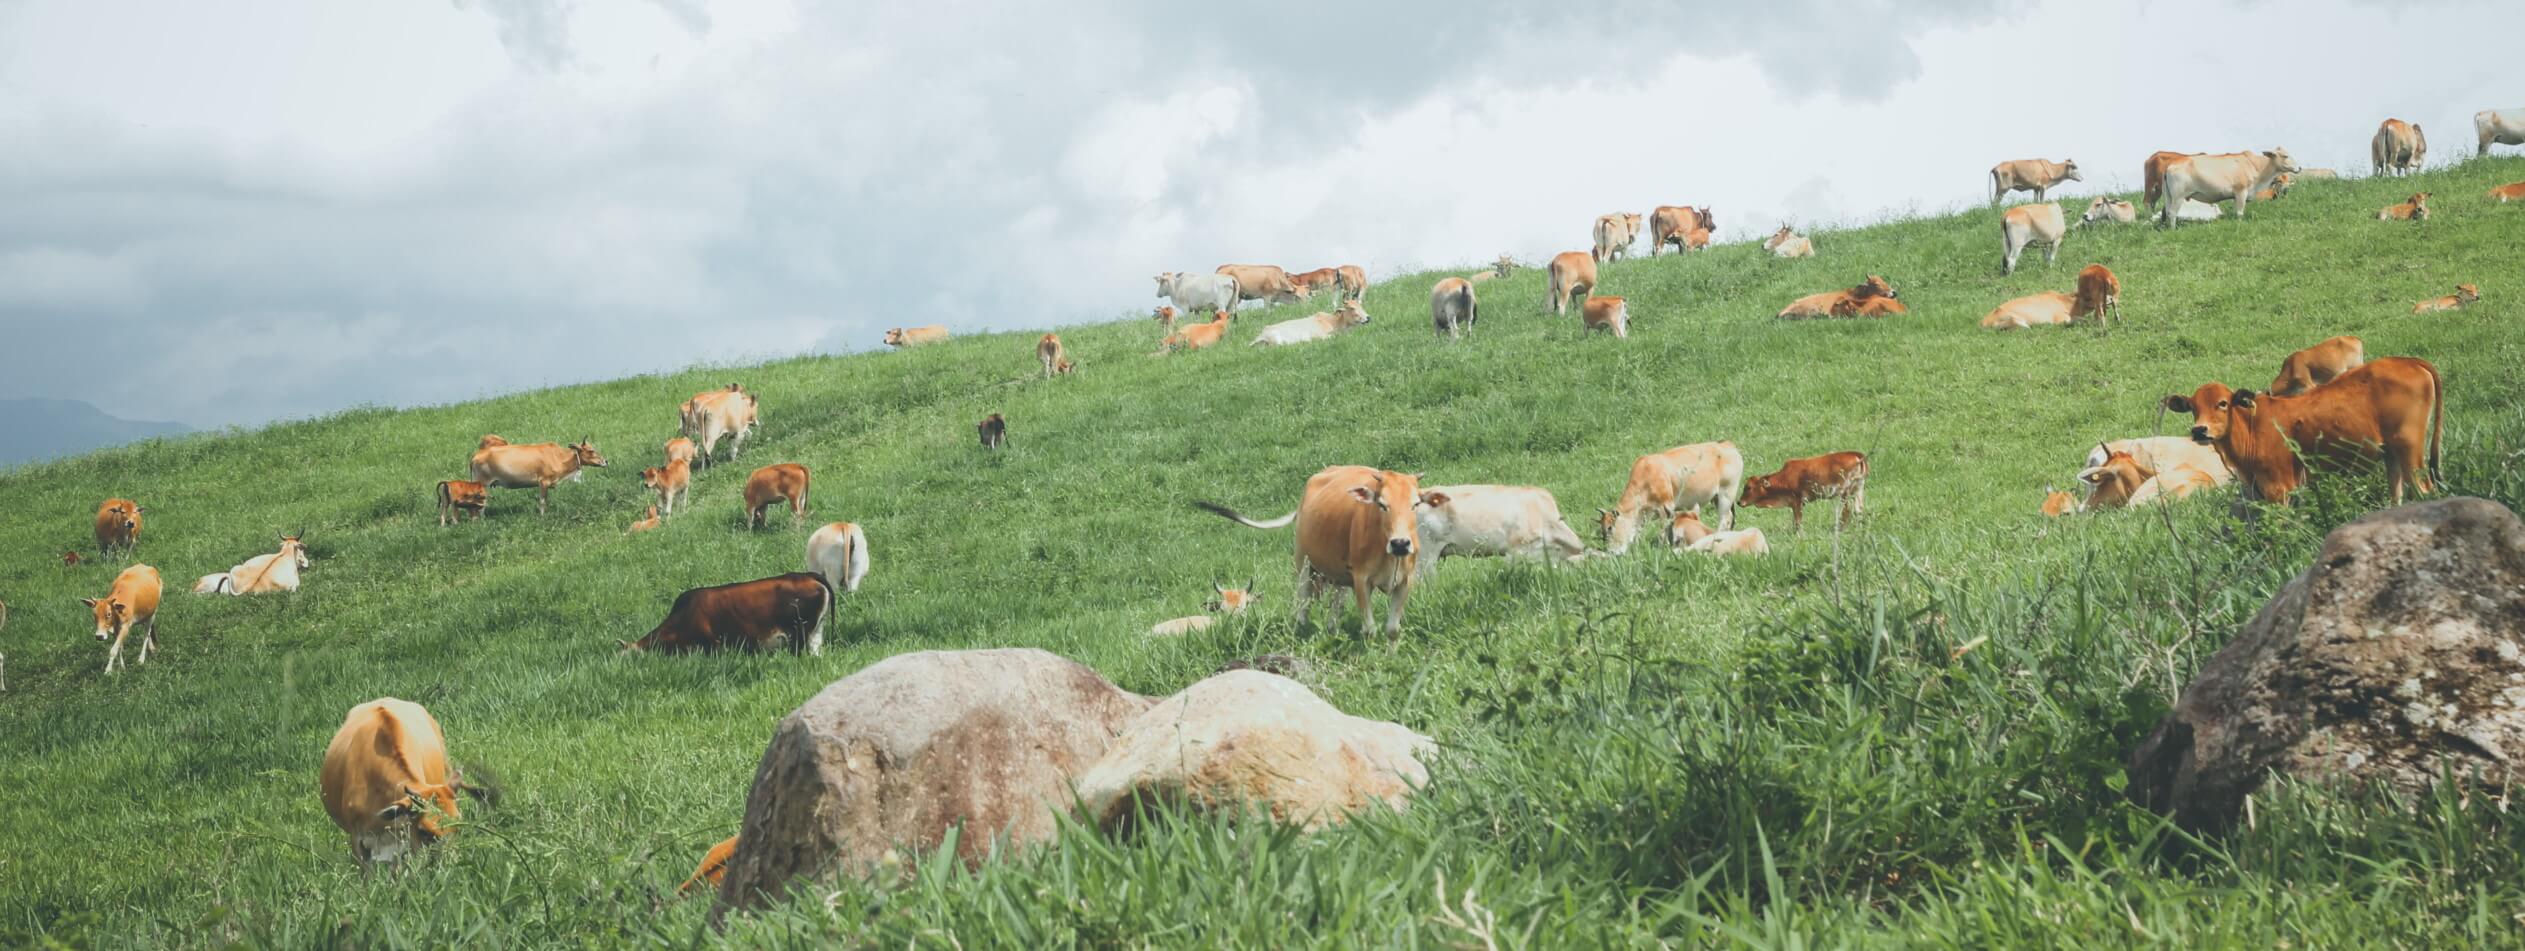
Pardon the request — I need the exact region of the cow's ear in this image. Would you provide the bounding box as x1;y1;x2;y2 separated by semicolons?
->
1419;491;1451;509
377;800;417;822
1348;486;1377;504
2161;395;2193;413
80;598;98;608
2078;467;2106;485
2233;390;2258;408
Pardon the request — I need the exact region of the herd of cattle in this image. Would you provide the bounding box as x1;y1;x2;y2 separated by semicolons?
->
9;109;2516;888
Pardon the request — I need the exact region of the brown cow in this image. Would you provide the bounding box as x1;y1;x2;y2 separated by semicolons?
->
1335;264;1366;299
978;413;1007;449
884;325;949;348
93;498;143;559
628;505;662;534
1288;267;1341;297
2491;182;2525;203
320;698;481;867
1990;158;2082;204
436;480;489;526
743;463;810;529
1215;264;1306;306
84;563;162;674
1580;296;1629;338
1778;276;1898;320
2163;356;2443;507
2073;264;2120;326
1195;465;1424;641
621;572;836;655
1738;451;1868;533
1545;251;1596;316
2377;192;2431;221
470;438;608;515
2251;173;2295;202
2269;336;2365;396
1649;206;1713;256
1831;294;1909;318
1037;333;1073;378
2412;284;2481;314
682;836;739;895
641;459;692;515
2142;150;2202;210
2040;488;2081;517
2372;118;2427;176
1157;310;1233;354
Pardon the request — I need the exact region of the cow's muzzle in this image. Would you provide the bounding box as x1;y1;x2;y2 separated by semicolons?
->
2189;426;2212;445
1387;538;1414;556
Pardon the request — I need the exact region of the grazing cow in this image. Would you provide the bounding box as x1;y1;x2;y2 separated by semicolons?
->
2163;356;2442;507
84;563;162;674
1194;465;1425;641
1157;310;1234;353
641;459;692;514
743;463;810;529
1251;300;1370;347
1777;275;1898;320
2075;446;2222;511
1214;264;1306;306
194;533;310;596
1155;272;1240;316
2001;202;2066;274
2074;264;2120;326
1429;277;1477;339
2478;108;2525;157
2142;150;2202;211
628;506;662;534
2040;488;2081;517
977;413;1006;449
93;499;142;559
1288;267;1342;297
1037;334;1073;378
679;385;758;468
470;438;607;515
1990;158;2082;204
2158;149;2299;228
1762;225;1815;258
1545;251;1596;316
2377;192;2431;221
663;437;698;469
1149;583;1258;637
1739;451;1868;533
1980;292;2075;330
320;698;478;867
2490;182;2525;203
1595;441;1745;554
1593;212;1645;263
682;836;739;896
883;325;949;348
1335;264;1366;299
1466;254;1515;283
2080;197;2137;226
1410;484;1589;579
436;480;489;526
1580;296;1629;338
2412;284;2481;314
2270;336;2366;396
621;572;837;655
804;521;870;595
2372;119;2428;176
1649;206;1713;256
2082;437;2233;488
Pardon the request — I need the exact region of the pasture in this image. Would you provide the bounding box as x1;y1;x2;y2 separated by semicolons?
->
4;158;2525;947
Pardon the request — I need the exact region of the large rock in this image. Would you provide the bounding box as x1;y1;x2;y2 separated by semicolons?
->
717;648;1151;908
1075;670;1434;832
2128;498;2525;832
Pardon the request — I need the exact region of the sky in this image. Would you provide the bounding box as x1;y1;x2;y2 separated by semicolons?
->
0;0;2515;429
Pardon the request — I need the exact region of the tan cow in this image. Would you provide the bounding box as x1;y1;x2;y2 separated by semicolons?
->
1429;277;1477;339
1037;333;1073;378
470;438;607;515
1990;158;2082;204
2040;488;2081;517
2073;264;2120;327
628;506;662;534
1466;254;1515;283
2001;202;2065;274
744;463;811;529
1762;225;1814;258
2490;182;2525;203
1595;441;1745;554
1335;264;1366;299
93;498;143;560
2163;357;2442;507
193;533;310;596
1593;212;1645;263
884;325;949;348
2412;284;2481;314
1649;206;1713;256
1683;227;1712;251
2377;192;2431;221
2075;446;2221;511
664;437;698;469
2269;336;2365;396
1778;276;1898;320
1149;583;1258;637
1980;292;2075;330
1215;264;1306;306
2372;118;2427;176
678;384;758;468
1545;251;1596;316
1157;310;1234;353
1684;526;1770;557
320;698;476;867
641;458;692;514
2158;149;2299;228
436;480;489;526
1195;465;1424;641
84;563;162;674
2079;197;2137;227
1580;296;1628;338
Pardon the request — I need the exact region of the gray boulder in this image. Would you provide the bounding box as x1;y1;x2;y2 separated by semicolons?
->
1075;670;1433;832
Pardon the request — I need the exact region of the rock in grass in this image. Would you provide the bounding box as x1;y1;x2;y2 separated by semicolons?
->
2128;498;2525;832
717;649;1151;908
1076;670;1432;833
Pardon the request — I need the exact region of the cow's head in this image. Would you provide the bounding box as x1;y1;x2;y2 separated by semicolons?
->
2456;283;2481;304
1697;207;1716;233
1153;273;1177;297
282;533;310;570
1594;508;1619;545
1738;474;1800;509
1205;581;1259;615
1492;254;1515;277
81;596;128;641
1664;511;1712;547
1859;275;1897;300
2076;448;2150;511
1212;309;1234;324
383;777;466;845
1767;224;1793;247
1349;471;1422;557
640;467;667;490
2040;487;2081;517
1153;305;1176;325
2164;383;2247;445
2059;159;2082;181
2079;196;2122;223
1624;213;1644;231
884;328;905;346
571;439;608;469
2268;147;2300;174
1335;301;1370;327
1054;358;1075;375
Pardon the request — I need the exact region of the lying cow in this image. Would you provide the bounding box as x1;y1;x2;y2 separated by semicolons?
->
1430;277;1477;339
1990;158;2082;204
1981;292;2075;330
2377;192;2430;222
2040;488;2081;517
1195;465;1424;641
744;463;811;528
2491;182;2525;203
1466;254;1515;283
2079;197;2136;226
1156;272;1240;315
470;437;608;515
2412;284;2481;314
1545;251;1596;316
1596;441;1744;554
2001;202;2065;274
2269;335;2365;396
1580;296;1628;338
1410;484;1589;579
2372;118;2427;176
1149;583;1258;637
628;506;662;534
2158;149;2299;228
1762;225;1815;258
1777;275;1898;320
2082;437;2232;488
620;572;837;654
1157;310;1234;353
1738;451;1868;533
2163;356;2442;507
2479;108;2525;158
320;698;482;867
436;480;489;526
1662;511;1769;556
1592;212;1644;263
1251;300;1370;347
2075;445;2221;511
193;533;310;595
884;325;949;348
85;563;162;674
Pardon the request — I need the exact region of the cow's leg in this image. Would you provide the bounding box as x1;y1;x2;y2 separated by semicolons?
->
1352;584;1375;639
104;629;125;674
1292;555;1314;629
2233;191;2248;220
137;617;156;666
1790;498;1805;534
538;483;550;515
1383;585;1411;644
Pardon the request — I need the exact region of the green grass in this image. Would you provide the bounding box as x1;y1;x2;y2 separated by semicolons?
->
5;160;2525;948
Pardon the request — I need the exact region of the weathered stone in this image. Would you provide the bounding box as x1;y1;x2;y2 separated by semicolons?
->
2128;497;2525;832
1076;670;1433;832
717;648;1151;908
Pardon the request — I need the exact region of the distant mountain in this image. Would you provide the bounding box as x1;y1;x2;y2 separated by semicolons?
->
0;398;191;468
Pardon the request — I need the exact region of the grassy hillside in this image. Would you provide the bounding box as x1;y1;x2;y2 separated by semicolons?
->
5;159;2525;948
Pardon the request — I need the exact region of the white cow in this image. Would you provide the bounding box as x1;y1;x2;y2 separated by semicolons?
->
2157;149;2298;228
1250;301;1370;347
193;535;311;595
804;522;870;595
2083;437;2232;486
1686;527;1770;557
2078;197;2136;226
2479;108;2525;157
2000;202;2065;275
1155;272;1240;316
2174;199;2223;222
1762;225;1815;258
1411;485;1590;580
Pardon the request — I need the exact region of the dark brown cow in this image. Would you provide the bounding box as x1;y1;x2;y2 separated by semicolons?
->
94;499;143;559
978;413;1007;449
2163;356;2443;507
743;463;810;529
1737;451;1869;533
620;572;836;655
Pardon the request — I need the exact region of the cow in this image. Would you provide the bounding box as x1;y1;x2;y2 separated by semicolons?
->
1545;251;1596;316
1595;441;1744;555
1429;277;1477;339
194;533;310;596
2412;284;2481;314
1580;296;1628;338
641;459;692;515
1762;225;1815;258
664;437;699;469
1410;484;1589;579
2082;437;2232;488
804;521;870;596
884;325;949;348
978;412;1006;449
2270;336;2366;396
1649;206;1713;256
2491;182;2525;203
2377;192;2431;221
93;498;142;560
628;506;662;534
1288;267;1342;298
1335;264;1367;299
1778;276;1897;320
2162;356;2443;507
1685;526;1770;557
2001;202;2065;274
2142;150;2201;211
2079;197;2137;227
1738;451;1868;534
1157;310;1234;353
743;463;810;529
83;563;162;674
61;551;81;566
2479;108;2525;157
1194;465;1424;641
2251;173;2296;202
2158;149;2300;228
320;698;482;867
682;836;739;896
436;480;489;526
1832;294;1909;318
1214;264;1306;306
470;438;607;515
1152;305;1178;335
1149;582;1258;637
1251;300;1370;347
679;384;758;468
2372;119;2428;176
2040;488;2081;517
2172;199;2224;222
1155;272;1240;315
1466;254;1515;283
620;572;837;655
1979;292;2075;330
1683;227;1713;252
2074;445;2222;511
1593;212;1645;263
1990;158;2082;204
1037;334;1073;378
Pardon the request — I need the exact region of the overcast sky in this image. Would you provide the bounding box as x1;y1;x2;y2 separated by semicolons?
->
1;0;2515;428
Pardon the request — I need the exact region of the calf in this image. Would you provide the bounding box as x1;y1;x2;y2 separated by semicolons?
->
1980;292;2074;330
1593;212;1644;263
621;572;836;655
1157;311;1234;353
470;438;608;515
2377;192;2430;221
743;463;811;529
2040;488;2082;517
1596;441;1744;554
1429;277;1477;339
978;412;1007;449
1991;158;2082;203
1580;296;1628;338
1152;305;1178;335
61;551;81;566
641;459;691;514
1195;465;1425;641
2083;437;2232;488
1288;267;1342;297
2073;264;2120;326
628;506;662;534
2164;356;2443;507
1036;333;1073;378
320;698;479;867
682;836;740;896
804;521;870;595
1465;254;1515;283
93;498;143;559
436;480;489;526
1149;583;1258;637
2079;197;2137;226
2075;446;2221;511
1251;300;1370;347
2490;182;2525;203
194;533;310;596
1762;225;1814;258
1778;275;1898;320
1545;251;1596;316
2269;336;2365;396
2251;173;2295;202
1411;484;1589;579
1832;294;1908;318
884;325;949;348
2412;284;2481;314
84;563;162;674
2001;202;2065;274
1738;451;1868;533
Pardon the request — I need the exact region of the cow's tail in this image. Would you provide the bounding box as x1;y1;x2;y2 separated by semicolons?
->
813;572;839;632
1193;501;1297;530
1988;168;2000;205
